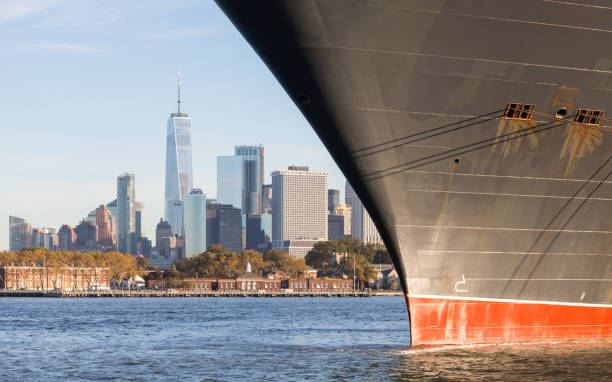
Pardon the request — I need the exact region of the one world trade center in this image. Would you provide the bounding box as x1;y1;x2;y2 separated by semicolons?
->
164;67;192;235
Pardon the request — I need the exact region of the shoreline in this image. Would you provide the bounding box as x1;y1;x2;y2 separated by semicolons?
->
0;290;386;298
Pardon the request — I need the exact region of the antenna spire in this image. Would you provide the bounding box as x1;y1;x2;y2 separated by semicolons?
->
177;65;182;113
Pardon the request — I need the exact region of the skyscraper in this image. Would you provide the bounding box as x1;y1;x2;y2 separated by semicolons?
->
235;145;264;214
333;204;352;236
328;189;340;214
184;188;207;257
75;220;98;247
206;203;242;252
31;228;57;250
217;155;243;210
9;216;31;251
345;181;382;244
106;199;117;237
328;214;344;240
155;218;172;248
271;166;327;256
58;225;76;251
164;67;193;235
261;184;273;214
117;173;136;254
134;202;145;239
96;205;115;248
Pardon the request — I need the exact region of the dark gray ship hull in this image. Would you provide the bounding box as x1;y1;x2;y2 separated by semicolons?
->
216;0;612;344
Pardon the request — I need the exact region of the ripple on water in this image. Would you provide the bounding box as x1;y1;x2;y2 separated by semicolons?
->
0;297;610;381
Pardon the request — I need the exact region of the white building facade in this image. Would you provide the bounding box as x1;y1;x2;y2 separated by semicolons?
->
184;188;207;258
271;167;328;256
345;181;382;244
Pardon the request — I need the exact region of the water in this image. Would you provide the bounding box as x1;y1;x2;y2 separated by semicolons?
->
0;297;609;381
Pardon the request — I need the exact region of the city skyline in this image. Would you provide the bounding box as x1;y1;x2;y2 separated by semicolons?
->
0;1;346;251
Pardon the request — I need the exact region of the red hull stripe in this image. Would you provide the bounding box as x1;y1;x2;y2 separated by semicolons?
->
408;295;612;345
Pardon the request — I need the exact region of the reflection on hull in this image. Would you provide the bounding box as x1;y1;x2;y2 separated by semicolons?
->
409;295;612;344
216;0;612;344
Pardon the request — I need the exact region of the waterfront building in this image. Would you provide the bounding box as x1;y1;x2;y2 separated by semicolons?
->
281;278;353;291
117;173;136;254
9;216;31;252
333;204;352;236
182;278;216;290
345;181;382;244
206;203;242;252
236;262;267;291
328;189;340;214
184;188;207;257
164;68;193;235
216;155;243;210
96;205;115;248
261;184;272;214
0;265;110;291
271;166;328;256
235;145;265;214
58;225;76;251
328;214;344;241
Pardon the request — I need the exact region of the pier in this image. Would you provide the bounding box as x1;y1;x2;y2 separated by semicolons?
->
0;289;372;298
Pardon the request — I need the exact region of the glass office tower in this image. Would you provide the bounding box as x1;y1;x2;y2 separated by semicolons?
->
184;188;206;257
217;155;243;210
117;173;136;254
235;145;264;214
164;69;193;235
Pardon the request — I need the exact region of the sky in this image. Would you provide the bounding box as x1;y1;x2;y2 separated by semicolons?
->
0;0;346;250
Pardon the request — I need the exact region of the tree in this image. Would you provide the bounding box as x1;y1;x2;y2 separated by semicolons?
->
304;241;338;271
262;249;307;276
338;253;377;289
373;247;392;264
239;250;264;274
0;252;16;288
136;255;149;270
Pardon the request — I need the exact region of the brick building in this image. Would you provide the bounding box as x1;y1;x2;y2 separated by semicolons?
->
184;278;215;290
0;266;111;291
235;263;282;291
282;278;353;291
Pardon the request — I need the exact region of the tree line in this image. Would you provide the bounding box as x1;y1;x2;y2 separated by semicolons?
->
170;244;308;279
0;248;142;288
304;239;391;288
1;239;392;289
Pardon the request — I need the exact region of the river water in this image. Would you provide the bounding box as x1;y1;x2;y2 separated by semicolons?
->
0;297;609;381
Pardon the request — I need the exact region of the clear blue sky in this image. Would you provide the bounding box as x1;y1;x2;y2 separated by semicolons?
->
0;0;346;250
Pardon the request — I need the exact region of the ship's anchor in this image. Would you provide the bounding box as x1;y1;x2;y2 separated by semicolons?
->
454;274;468;293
